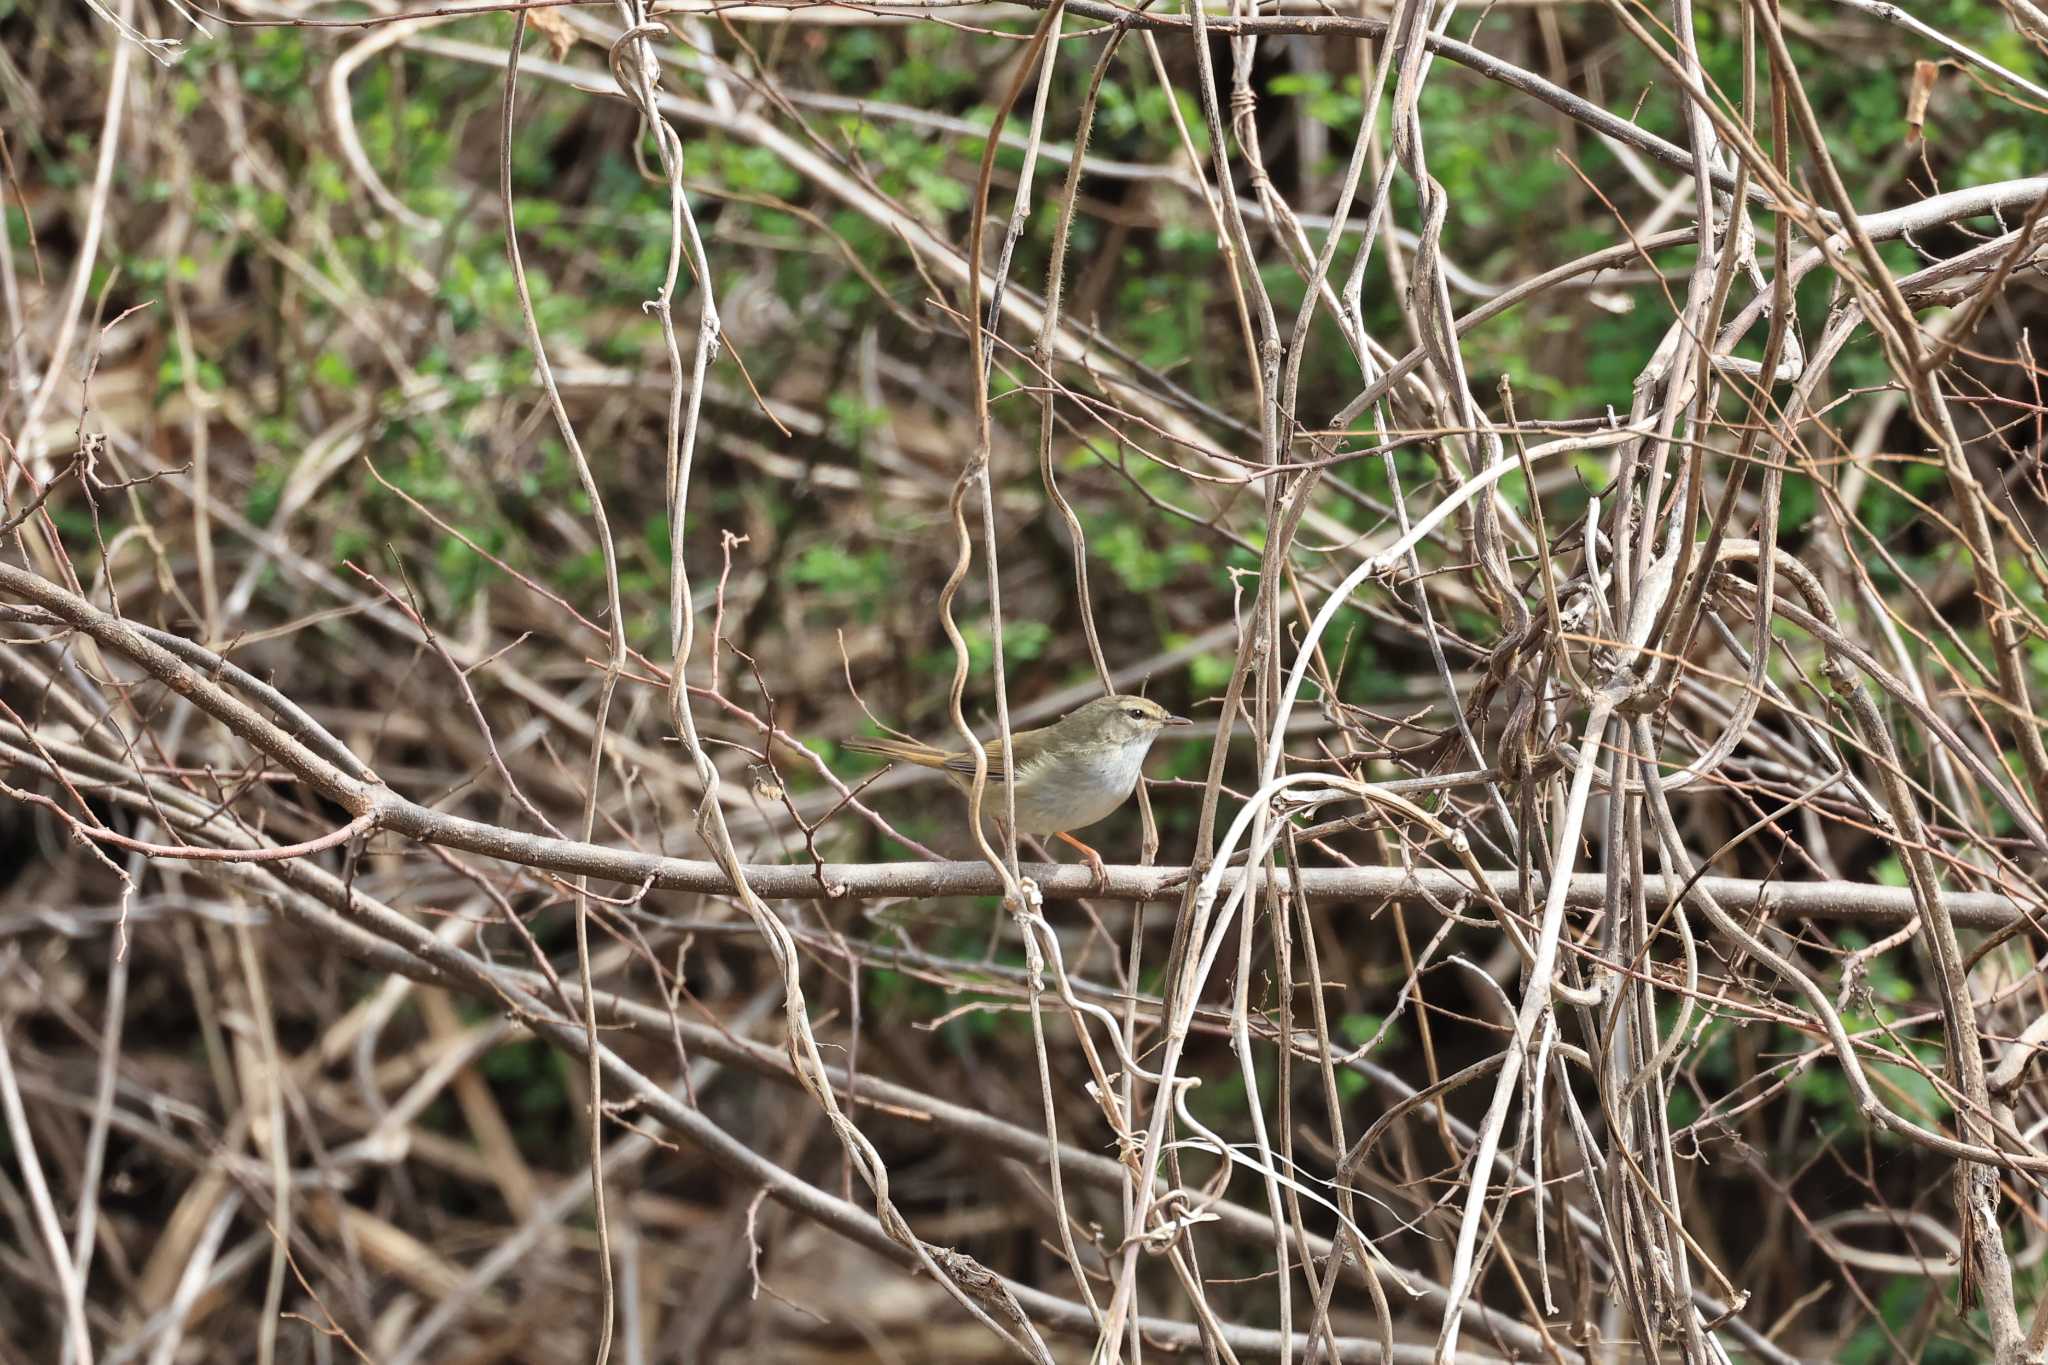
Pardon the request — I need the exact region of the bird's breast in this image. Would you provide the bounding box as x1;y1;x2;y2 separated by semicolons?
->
1011;740;1151;835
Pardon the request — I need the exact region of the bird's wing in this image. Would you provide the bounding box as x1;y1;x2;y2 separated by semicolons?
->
937;730;1054;783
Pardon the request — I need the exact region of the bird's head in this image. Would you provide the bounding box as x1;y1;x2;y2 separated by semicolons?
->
1064;694;1193;751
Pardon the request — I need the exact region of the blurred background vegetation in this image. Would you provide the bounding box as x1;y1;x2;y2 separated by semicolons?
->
5;0;2048;1360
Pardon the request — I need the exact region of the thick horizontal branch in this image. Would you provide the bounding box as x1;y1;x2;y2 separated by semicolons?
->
371;799;2038;928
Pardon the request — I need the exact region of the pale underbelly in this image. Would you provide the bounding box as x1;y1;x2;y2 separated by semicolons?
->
1004;744;1148;836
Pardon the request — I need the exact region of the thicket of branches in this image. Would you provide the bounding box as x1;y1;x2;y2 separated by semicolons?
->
4;0;2048;1360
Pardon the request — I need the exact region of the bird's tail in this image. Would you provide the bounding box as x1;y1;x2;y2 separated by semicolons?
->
841;736;954;770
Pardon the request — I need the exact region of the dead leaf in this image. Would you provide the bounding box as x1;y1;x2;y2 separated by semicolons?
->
529;4;578;61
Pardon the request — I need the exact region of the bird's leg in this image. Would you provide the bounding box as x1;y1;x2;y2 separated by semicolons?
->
1055;830;1110;891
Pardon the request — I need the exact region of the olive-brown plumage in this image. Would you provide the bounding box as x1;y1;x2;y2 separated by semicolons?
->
843;695;1190;881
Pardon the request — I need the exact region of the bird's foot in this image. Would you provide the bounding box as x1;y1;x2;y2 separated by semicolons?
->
1055;830;1111;894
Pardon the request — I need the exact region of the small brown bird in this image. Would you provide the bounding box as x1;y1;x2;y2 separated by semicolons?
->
843;694;1191;883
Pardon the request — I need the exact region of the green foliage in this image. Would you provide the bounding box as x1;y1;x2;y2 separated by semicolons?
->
1267;71;1362;135
1837;1278;1981;1365
935;620;1055;677
1338;1009;1399;1054
477;1037;576;1156
1118;257;1215;378
157;350;226;398
1090;521;1212;594
1093;77;1205;157
826;391;891;445
790;541;896;619
1169;631;1238;693
865;949;1025;1044
238;28;313;98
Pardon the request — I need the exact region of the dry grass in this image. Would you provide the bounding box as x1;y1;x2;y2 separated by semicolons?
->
3;0;2048;1361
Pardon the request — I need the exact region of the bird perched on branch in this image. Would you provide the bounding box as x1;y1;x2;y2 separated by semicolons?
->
843;694;1191;886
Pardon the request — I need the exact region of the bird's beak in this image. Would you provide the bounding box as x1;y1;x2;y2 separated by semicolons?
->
1164;714;1193;727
